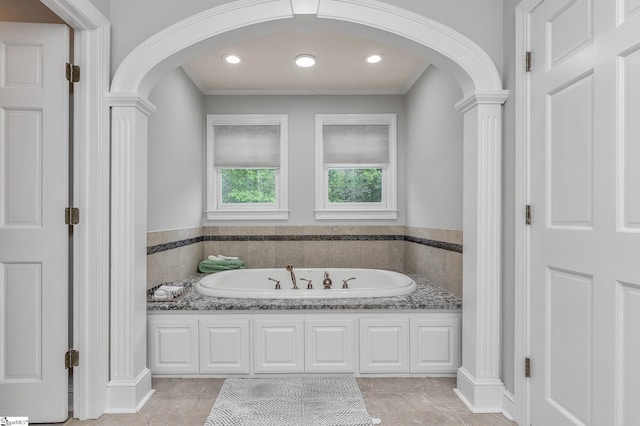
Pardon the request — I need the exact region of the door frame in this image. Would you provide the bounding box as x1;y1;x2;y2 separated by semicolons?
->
40;0;111;420
514;1;544;425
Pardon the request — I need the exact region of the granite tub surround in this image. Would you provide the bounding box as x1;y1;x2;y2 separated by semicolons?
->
147;273;461;312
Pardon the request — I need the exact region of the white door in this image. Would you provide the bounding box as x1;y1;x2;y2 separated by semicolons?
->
529;1;640;425
0;22;69;422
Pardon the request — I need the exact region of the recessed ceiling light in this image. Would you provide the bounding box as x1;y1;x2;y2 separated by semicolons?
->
223;54;243;64
295;54;316;68
366;54;384;64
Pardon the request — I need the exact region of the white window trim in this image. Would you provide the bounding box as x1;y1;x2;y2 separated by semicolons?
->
206;114;289;221
314;114;398;220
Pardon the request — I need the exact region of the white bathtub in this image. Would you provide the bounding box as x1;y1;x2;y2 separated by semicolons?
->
195;268;417;299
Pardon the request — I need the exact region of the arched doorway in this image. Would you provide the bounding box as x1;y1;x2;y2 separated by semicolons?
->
106;0;508;414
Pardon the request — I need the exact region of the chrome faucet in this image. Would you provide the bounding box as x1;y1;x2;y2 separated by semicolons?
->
285;264;298;289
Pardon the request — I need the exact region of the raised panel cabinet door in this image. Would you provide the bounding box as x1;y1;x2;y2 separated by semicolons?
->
199;319;250;374
410;315;460;373
148;318;199;374
359;318;409;373
305;318;355;372
254;318;304;373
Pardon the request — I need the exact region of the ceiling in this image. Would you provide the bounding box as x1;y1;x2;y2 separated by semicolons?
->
182;31;429;95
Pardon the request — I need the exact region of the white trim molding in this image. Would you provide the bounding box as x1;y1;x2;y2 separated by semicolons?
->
107;100;154;413
454;94;508;413
40;0;111;420
514;1;542;425
108;0;506;415
110;0;295;98
316;0;503;96
502;390;516;421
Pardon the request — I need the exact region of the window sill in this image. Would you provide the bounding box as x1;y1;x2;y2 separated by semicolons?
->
314;209;398;220
205;209;289;221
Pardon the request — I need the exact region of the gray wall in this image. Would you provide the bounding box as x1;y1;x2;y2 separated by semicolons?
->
148;67;204;231
405;65;463;231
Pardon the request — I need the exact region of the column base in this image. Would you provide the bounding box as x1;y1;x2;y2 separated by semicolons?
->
454;367;505;413
104;368;154;413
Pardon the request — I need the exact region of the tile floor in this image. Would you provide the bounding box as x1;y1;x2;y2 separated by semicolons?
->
57;377;516;425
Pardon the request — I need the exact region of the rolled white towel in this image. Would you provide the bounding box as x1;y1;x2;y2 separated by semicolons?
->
153;284;183;299
208;255;222;260
218;254;239;260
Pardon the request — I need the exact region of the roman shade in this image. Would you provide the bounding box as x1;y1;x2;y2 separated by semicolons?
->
323;124;390;164
213;124;280;167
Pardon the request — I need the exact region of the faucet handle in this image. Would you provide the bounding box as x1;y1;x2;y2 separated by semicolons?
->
268;277;281;289
301;278;313;289
267;278;280;290
342;277;356;289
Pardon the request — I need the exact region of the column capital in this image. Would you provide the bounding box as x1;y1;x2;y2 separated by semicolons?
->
455;90;509;113
107;93;157;116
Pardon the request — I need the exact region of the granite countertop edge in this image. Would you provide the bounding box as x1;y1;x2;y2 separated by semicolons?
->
147;272;462;312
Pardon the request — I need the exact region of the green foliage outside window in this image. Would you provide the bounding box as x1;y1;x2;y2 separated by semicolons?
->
221;168;276;203
328;168;382;203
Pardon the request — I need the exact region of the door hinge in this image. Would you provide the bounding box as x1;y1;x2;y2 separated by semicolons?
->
65;207;79;225
65;349;79;369
525;205;532;225
66;63;80;83
525;51;532;72
525;357;531;378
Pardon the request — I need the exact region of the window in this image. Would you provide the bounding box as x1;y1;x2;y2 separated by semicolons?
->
206;114;288;220
315;114;397;219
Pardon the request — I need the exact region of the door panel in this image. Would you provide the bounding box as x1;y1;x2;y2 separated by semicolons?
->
0;22;69;423
529;1;640;425
620;47;640;230
2;109;43;226
546;268;592;425
618;282;640;426
547;73;593;228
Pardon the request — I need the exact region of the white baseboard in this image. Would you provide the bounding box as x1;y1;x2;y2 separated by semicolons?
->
501;390;516;421
104;368;154;413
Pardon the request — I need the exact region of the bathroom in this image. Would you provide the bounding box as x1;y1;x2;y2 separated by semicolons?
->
0;0;518;423
5;0;639;424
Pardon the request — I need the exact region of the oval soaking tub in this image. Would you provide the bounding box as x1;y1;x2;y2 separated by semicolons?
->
195;268;417;299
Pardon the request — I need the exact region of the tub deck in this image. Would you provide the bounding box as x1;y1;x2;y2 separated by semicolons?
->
147;272;461;312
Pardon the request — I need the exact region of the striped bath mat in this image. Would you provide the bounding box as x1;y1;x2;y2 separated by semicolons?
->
204;376;378;426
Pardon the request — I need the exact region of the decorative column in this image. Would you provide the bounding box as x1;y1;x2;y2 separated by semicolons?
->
454;90;509;413
106;96;156;413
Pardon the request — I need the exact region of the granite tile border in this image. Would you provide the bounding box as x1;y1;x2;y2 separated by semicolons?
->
403;235;463;253
147;233;462;255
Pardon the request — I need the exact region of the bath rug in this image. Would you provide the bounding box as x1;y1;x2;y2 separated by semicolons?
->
204;376;376;426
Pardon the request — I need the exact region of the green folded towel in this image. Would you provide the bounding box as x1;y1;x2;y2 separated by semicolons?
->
198;259;245;273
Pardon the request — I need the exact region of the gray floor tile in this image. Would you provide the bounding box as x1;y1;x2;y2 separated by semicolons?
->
63;377;516;426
